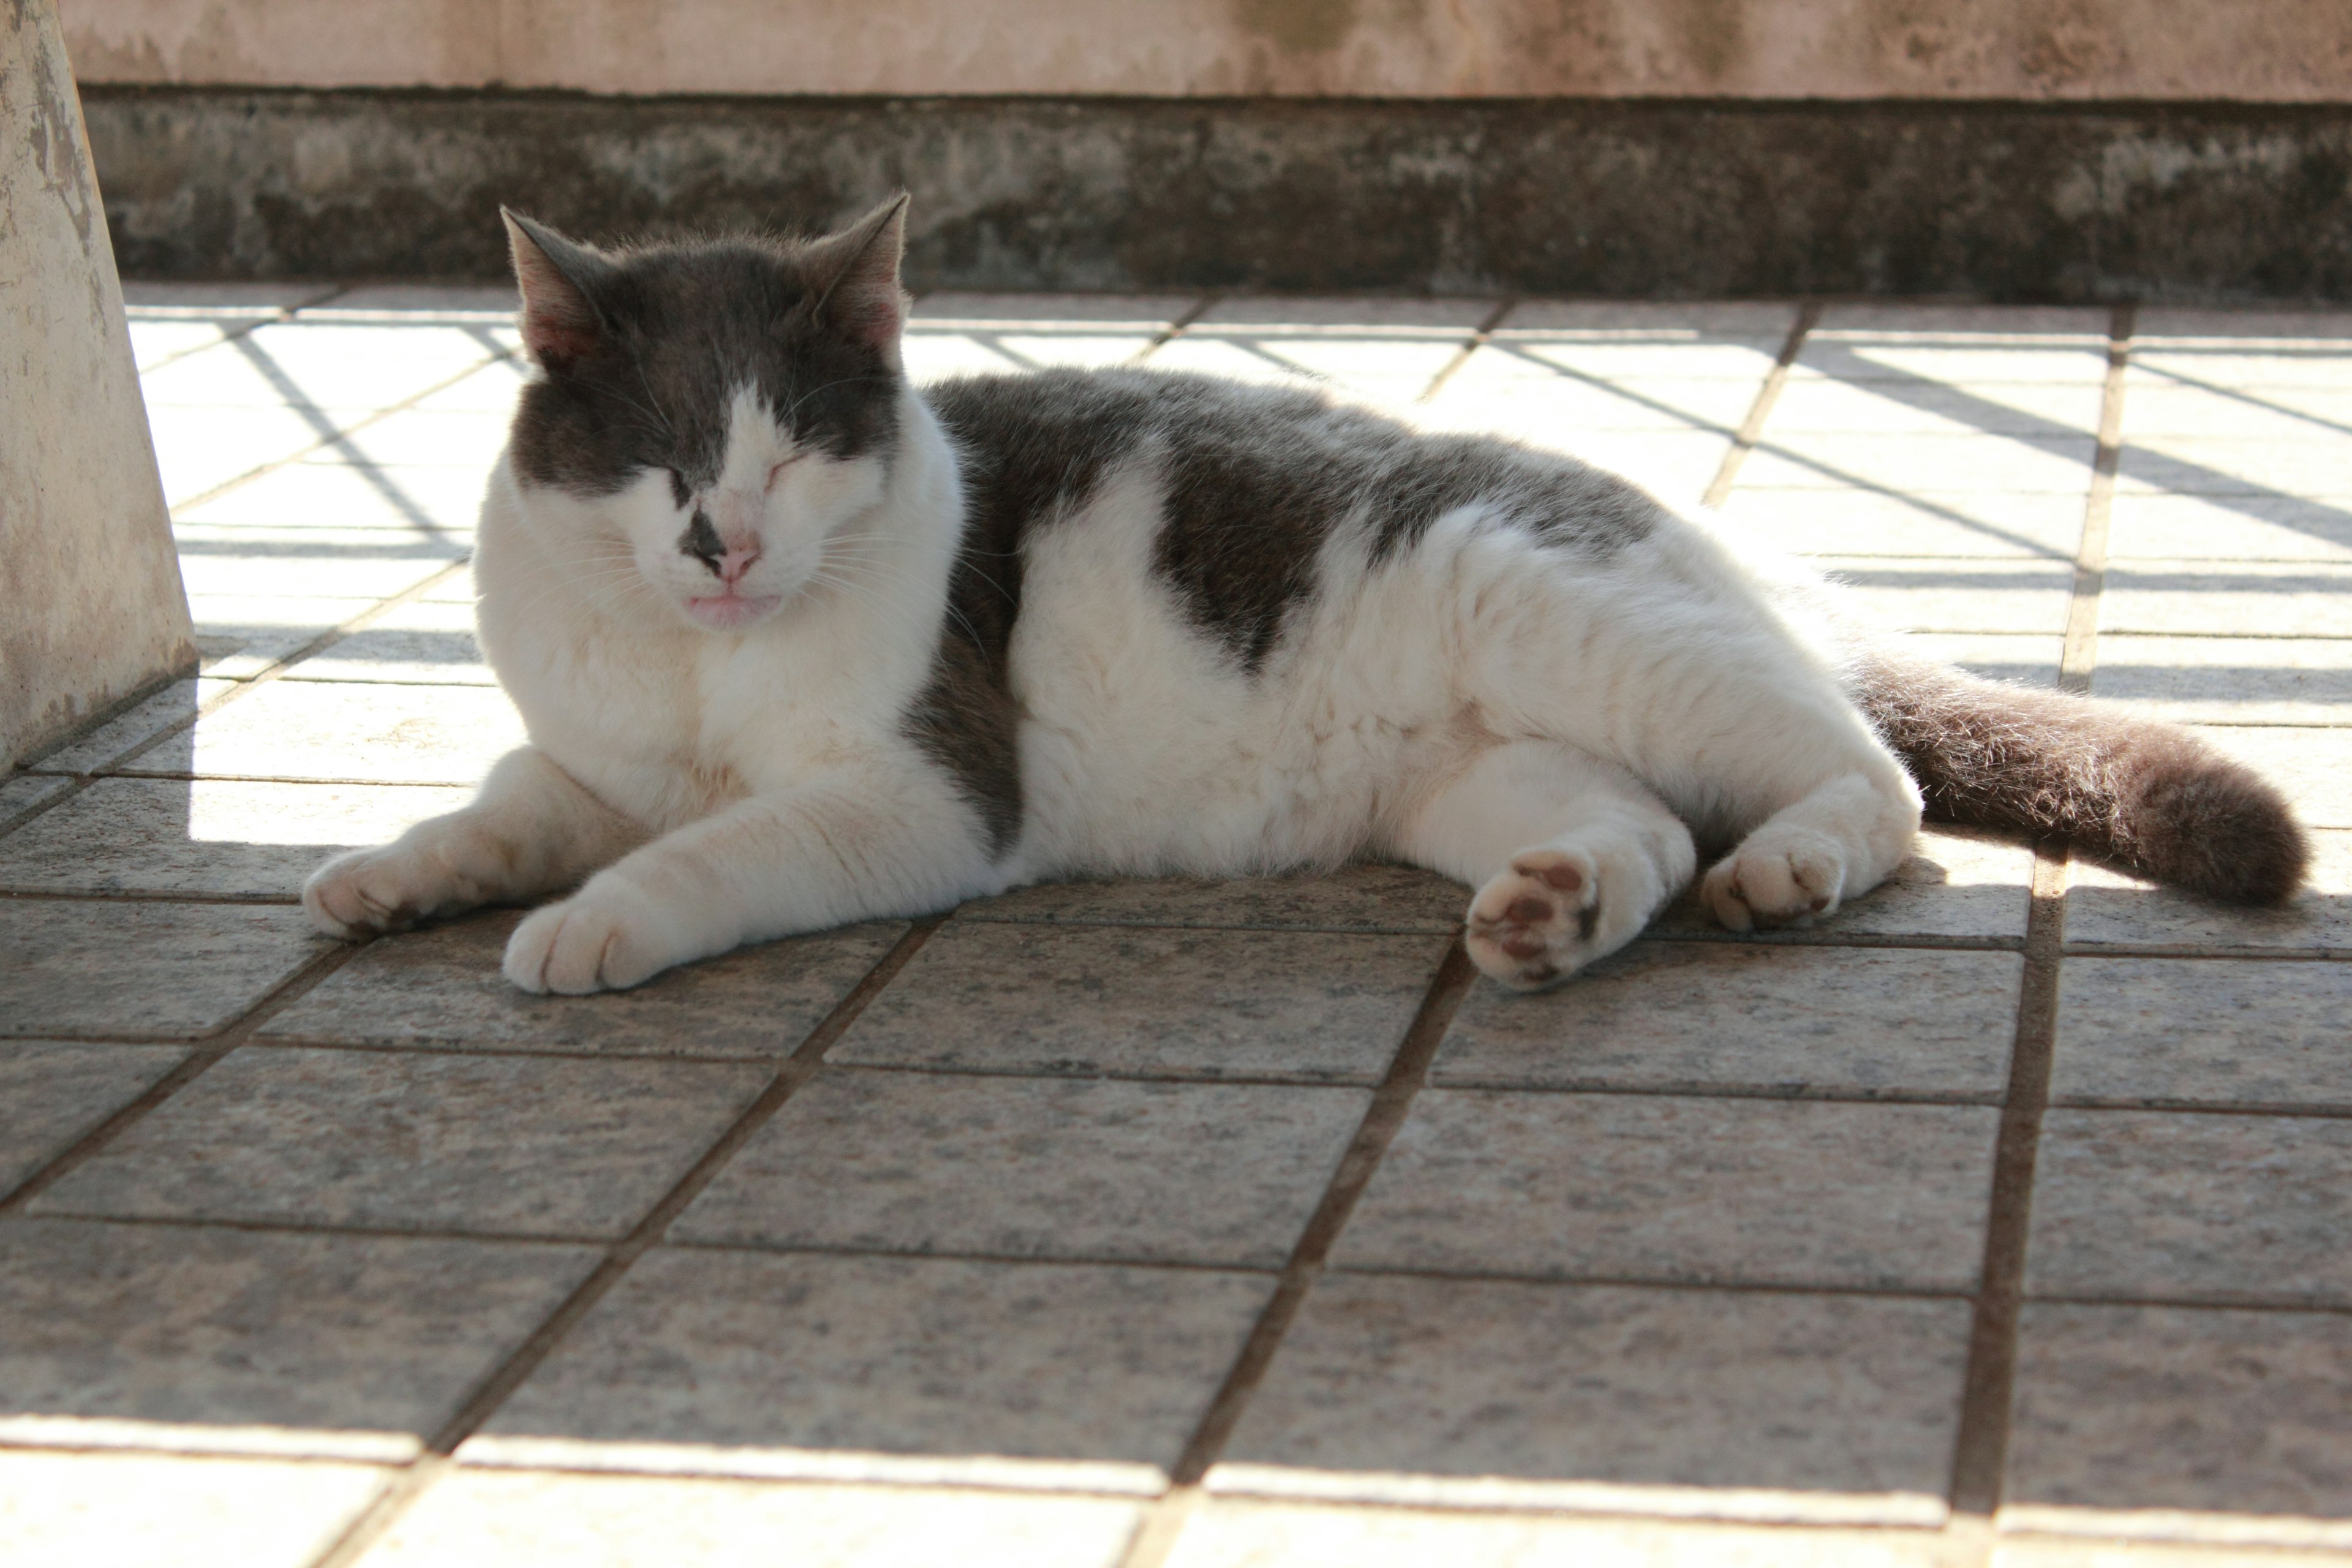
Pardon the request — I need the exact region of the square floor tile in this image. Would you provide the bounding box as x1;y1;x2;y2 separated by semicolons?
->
1741;435;2097;498
2053;958;2352;1110
2106;492;2352;563
1767;375;2105;437
175;550;447;605
676;1069;1366;1267
281;599;491;685
1426;368;1762;434
1335;1091;1998;1289
358;1469;1141;1568
173;459;491;538
0;1042;189;1194
0;900;330;1039
1902;632;2066;687
2116;437;2352;500
0;1218;597;1456
1216;1274;1970;1509
2065;829;2352;952
2007;1303;2352;1520
1812;557;2076;635
2092;637;2352;726
34;1047;769;1238
1715;487;2086;561
831;923;1447;1084
0;772;73;831
2193;726;2352;828
26;679;231;774
2027;1109;2352;1306
1651;826;2037;943
0;1448;388;1568
956;862;1465;933
2100;562;2352;638
119;680;526;785
1432;943;2017;1099
261;909;903;1058
472;1250;1272;1488
0;777;473;897
1170;1501;1950;1567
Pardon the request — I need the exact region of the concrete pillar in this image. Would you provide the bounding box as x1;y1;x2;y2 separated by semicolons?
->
2;0;192;771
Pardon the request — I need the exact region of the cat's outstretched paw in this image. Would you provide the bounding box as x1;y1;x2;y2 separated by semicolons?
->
503;881;676;994
303;846;452;938
1465;847;1620;991
1702;829;1845;932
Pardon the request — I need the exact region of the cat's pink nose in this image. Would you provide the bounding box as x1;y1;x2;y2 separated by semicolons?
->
717;541;761;583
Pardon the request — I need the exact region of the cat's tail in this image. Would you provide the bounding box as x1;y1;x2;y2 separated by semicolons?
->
1849;646;2309;905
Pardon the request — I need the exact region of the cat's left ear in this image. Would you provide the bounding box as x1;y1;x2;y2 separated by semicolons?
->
804;193;911;354
503;208;619;369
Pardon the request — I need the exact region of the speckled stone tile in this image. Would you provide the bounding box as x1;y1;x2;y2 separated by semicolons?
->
1899;632;2067;687
1807;557;2076;634
0;900;331;1039
2116;439;2352;501
358;1470;1142;1568
956;861;1466;933
172;458;492;537
1651;826;2036;943
472;1250;1272;1488
2192;725;2352;828
1432;943;2017;1099
1215;1275;1970;1510
2099;562;2352;639
1169;1504;1951;1568
23;678;229;773
2053;957;2352;1110
0;1449;390;1568
34;1047;768;1237
1335;1091;1997;1289
0;771;73;831
0;1042;189;1195
676;1069;1365;1267
1994;1538;2352;1567
0;1218;598;1456
0;777;473;897
2027;1110;2352;1306
2092;636;2352;726
1739;436;2096;497
1769;374;2104;435
173;551;449;606
2065;829;2352;952
1716;487;2087;560
261;910;902;1058
2005;1303;2352;1523
830;922;1447;1084
118;679;526;785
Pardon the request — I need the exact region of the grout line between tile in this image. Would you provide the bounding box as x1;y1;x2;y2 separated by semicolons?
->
1128;296;1219;366
301;916;943;1568
2057;306;2134;696
1414;298;1517;405
1700;301;1820;509
1943;839;2068;1537
1114;940;1480;1568
0;938;371;1213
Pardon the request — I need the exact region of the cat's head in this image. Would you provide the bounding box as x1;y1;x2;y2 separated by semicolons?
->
500;195;912;633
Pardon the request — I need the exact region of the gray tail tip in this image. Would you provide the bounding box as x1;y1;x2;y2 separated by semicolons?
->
2122;744;2310;906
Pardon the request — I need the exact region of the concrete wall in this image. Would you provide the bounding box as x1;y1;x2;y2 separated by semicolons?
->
3;0;194;772
59;0;2352;103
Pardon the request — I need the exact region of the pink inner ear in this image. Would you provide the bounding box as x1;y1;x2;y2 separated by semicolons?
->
522;311;600;364
834;287;908;352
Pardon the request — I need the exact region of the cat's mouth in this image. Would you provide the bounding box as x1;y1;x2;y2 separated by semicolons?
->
683;591;785;631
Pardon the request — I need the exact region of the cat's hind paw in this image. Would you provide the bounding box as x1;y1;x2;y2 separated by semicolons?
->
503;881;677;994
1702;828;1845;932
1466;847;1621;991
303;846;451;938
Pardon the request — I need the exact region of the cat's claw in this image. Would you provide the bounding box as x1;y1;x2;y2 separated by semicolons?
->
503;882;674;994
1702;829;1845;932
1465;847;1615;991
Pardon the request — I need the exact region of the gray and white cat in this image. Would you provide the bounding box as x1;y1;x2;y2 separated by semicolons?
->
304;197;2307;993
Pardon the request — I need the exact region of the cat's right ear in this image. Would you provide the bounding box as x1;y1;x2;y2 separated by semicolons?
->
502;208;617;369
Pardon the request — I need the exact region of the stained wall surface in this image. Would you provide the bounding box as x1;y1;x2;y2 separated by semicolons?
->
56;0;2352;103
2;0;194;770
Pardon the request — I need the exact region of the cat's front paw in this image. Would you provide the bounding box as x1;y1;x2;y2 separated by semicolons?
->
503;880;678;994
304;846;455;938
1466;846;1634;991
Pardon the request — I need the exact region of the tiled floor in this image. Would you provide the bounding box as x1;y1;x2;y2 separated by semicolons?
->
1;285;2349;1566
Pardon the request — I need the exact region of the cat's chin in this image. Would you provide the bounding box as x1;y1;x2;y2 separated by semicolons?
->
682;592;785;631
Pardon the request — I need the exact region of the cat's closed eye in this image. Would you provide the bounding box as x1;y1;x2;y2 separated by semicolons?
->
766;458;801;490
